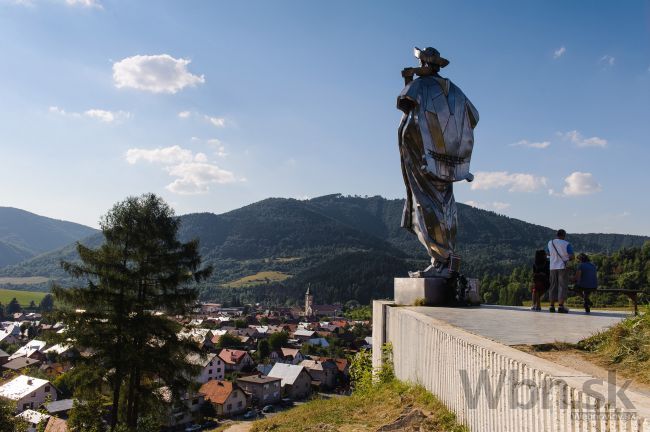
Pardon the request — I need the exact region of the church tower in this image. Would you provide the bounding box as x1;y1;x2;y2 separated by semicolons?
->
305;285;314;317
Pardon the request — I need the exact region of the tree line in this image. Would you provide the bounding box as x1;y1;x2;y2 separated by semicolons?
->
480;242;650;307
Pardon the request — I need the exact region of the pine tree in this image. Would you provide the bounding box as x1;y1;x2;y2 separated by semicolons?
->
6;297;21;315
39;294;54;312
52;194;212;430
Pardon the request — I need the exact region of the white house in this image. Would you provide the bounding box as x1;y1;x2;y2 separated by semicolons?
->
0;330;19;345
186;352;225;384
267;363;312;400
0;375;58;413
16;409;51;432
9;340;47;361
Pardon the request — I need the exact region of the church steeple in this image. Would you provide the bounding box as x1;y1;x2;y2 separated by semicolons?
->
305;284;314;317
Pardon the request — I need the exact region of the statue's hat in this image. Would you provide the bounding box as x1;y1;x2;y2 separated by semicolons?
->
414;47;449;68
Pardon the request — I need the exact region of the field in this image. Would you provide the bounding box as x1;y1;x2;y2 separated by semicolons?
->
0;276;49;285
0;287;48;306
222;271;291;288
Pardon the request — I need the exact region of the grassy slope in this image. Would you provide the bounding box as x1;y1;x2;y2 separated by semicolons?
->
0;287;48;305
578;308;650;383
251;381;467;432
222;271;291;288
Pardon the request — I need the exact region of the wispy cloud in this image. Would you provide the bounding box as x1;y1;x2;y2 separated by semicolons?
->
11;0;103;7
558;130;607;148
125;145;198;165
113;54;205;94
599;55;615;67
125;145;240;194
471;171;548;193
553;46;566;59
550;171;602;197
49;106;129;123
511;139;551;149
65;0;102;8
207;139;228;157
204;115;226;128
178;111;191;119
464;200;511;212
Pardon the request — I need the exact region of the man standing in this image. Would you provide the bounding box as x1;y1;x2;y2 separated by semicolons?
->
547;229;574;313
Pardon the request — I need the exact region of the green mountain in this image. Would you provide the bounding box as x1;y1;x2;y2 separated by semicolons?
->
0;195;646;304
0;207;98;267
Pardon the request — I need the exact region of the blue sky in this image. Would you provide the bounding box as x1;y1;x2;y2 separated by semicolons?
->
1;0;649;235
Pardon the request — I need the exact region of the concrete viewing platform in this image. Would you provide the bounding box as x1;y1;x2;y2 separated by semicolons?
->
373;301;650;431
409;304;629;345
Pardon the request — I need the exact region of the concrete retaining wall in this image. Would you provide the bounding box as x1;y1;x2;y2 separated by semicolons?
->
372;301;650;432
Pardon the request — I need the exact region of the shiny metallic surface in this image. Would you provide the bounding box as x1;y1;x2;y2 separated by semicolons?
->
397;47;479;276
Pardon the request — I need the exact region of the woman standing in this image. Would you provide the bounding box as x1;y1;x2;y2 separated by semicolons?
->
531;250;550;311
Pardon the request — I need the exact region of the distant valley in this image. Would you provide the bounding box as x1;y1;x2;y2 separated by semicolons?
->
0;195;647;305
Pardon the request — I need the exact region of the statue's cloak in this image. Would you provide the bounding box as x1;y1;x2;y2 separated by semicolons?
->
397;75;479;261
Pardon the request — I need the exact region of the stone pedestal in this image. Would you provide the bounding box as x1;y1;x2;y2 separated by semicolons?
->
394;277;450;306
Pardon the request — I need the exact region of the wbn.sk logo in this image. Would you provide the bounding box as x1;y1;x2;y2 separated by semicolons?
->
459;369;636;415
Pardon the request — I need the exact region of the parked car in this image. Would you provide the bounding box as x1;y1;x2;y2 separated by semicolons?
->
243;409;259;419
261;405;275;414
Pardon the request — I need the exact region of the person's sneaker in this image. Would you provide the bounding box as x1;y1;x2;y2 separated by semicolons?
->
535;306;542;311
549;306;556;313
558;306;569;313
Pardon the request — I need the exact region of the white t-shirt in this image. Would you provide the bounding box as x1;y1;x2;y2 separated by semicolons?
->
547;239;574;270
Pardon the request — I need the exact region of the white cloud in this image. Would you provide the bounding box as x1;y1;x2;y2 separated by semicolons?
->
470;171;548;192
84;109;129;123
178;111;191;119
49;106;129;123
204;115;226;128
492;201;511;211
11;0;102;7
599;55;615;67
559;130;607;148
511;139;551;149
207;139;228;157
125;145;239;194
166;162;236;194
65;0;102;8
464;201;511;212
49;106;80;118
561;172;602;196
113;54;205;94
553;46;566;59
125;145;196;165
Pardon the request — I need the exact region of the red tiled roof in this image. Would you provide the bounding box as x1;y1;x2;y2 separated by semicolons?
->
313;356;348;373
199;380;237;405
218;349;248;365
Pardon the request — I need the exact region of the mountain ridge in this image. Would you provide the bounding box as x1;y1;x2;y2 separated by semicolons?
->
0;206;98;267
0;195;647;304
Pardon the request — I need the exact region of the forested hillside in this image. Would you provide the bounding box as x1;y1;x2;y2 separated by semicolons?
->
481;241;650;307
0;207;97;267
0;195;646;305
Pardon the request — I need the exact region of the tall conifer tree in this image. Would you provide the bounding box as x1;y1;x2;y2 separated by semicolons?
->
52;194;212;430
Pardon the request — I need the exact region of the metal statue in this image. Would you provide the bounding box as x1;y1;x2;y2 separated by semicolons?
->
397;47;479;278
